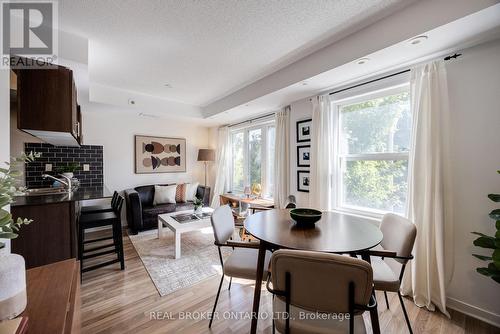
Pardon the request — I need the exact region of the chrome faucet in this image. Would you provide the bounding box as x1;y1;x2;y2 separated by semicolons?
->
42;174;73;192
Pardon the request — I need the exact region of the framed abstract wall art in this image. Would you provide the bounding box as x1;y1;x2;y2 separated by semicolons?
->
135;135;186;173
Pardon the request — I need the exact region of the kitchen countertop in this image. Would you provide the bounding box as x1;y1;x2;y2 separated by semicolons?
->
12;187;112;207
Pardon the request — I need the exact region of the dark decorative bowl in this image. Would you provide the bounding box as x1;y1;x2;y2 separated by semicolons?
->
289;208;322;226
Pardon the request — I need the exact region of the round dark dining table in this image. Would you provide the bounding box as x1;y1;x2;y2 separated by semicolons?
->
244;209;384;334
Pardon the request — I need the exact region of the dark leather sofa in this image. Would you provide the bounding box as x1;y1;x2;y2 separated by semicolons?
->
124;184;210;234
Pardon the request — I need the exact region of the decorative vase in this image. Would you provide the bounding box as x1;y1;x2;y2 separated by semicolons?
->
0;251;27;320
194;206;203;214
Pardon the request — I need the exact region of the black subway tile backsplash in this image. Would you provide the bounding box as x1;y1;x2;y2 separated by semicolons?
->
25;143;104;189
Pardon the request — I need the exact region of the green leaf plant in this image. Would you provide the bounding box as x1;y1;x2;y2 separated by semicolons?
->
193;196;203;210
472;170;500;284
0;152;40;249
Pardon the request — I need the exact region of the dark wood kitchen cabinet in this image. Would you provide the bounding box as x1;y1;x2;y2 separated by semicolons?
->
11;201;80;269
15;64;82;146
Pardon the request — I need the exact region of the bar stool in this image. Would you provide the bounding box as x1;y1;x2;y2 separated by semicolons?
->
78;195;125;274
81;191;119;214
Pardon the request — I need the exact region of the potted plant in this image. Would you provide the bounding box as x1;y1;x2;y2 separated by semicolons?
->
193;196;203;214
472;170;500;284
55;162;79;179
0;152;39;320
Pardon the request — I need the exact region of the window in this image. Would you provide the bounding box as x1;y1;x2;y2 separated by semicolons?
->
334;84;411;216
229;120;275;198
232;132;245;191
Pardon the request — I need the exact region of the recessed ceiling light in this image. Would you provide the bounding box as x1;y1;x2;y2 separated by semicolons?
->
409;35;428;45
164;83;172;88
128;98;136;105
357;58;370;65
138;112;159;118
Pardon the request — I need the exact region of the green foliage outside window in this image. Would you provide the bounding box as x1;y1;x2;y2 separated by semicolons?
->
232;132;244;190
248;129;262;187
340;91;411;213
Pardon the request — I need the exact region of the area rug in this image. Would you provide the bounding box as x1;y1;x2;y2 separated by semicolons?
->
129;228;230;296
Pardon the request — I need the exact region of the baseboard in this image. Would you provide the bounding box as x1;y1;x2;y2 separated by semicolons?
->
447;297;500;328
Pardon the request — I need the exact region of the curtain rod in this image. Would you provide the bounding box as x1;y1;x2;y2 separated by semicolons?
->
326;53;462;97
228;112;275;128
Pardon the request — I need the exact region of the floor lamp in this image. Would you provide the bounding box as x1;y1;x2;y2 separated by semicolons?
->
197;149;215;187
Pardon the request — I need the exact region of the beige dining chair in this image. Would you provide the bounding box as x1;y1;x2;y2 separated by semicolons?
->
267;249;378;334
209;204;272;328
368;213;417;334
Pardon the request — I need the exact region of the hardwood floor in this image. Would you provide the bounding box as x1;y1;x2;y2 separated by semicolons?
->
81;231;498;334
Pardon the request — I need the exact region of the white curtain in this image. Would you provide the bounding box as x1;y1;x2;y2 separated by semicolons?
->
274;106;290;208
309;95;336;210
402;60;452;317
210;126;231;208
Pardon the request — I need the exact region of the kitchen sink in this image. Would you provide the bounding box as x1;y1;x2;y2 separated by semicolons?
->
24;188;70;196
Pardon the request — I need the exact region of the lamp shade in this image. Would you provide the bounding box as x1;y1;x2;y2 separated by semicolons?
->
197;149;215;162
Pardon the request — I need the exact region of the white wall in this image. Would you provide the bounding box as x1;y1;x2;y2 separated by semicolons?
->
445;39;500;324
82;103;210;192
1;70;10;252
10;106;44;186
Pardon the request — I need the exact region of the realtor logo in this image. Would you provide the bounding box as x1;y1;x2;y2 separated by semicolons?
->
1;0;58;68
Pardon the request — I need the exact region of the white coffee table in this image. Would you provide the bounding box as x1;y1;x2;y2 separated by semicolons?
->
158;207;214;259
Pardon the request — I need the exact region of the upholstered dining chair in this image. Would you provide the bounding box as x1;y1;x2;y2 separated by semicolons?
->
368;213;417;334
209;205;272;328
267;249;378;334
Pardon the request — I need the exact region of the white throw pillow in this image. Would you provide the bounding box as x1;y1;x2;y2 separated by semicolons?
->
153;185;177;205
186;182;199;201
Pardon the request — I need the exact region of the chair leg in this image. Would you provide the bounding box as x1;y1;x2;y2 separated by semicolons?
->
110;220;125;271
398;291;413;334
78;226;84;280
111;224;120;259
384;291;390;309
116;222;125;270
209;274;225;328
228;277;233;291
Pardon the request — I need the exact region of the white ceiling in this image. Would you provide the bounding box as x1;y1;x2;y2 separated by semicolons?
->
59;0;409;107
210;3;500;124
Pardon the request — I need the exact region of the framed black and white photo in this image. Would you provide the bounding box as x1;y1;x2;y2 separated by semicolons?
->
296;119;312;142
297;145;311;167
297;171;310;192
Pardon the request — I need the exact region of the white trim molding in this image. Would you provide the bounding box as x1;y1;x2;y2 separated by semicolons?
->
447;297;500;328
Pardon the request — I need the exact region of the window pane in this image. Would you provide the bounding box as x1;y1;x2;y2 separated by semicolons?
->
232;132;244;191
340;91;411;154
248;128;262;187
342;159;408;214
267;126;276;197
